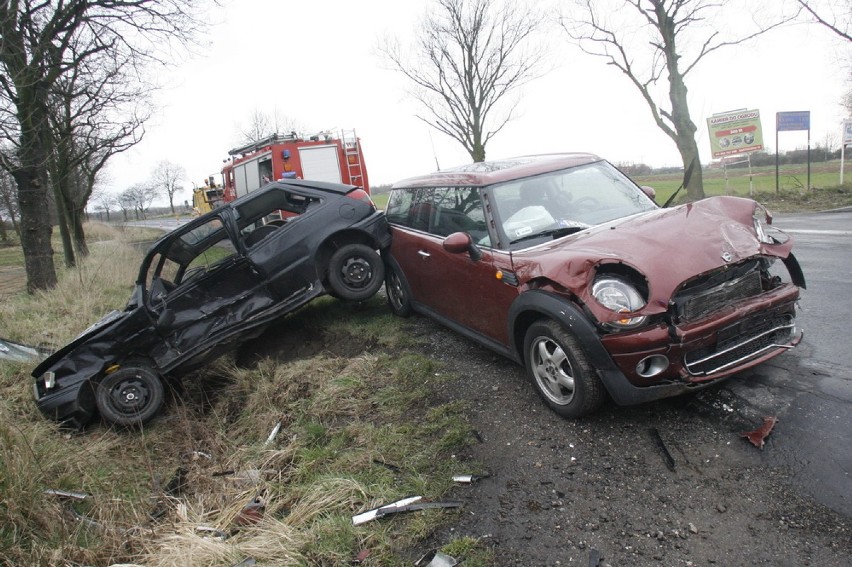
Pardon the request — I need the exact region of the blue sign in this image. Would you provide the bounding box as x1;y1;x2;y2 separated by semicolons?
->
776;111;810;131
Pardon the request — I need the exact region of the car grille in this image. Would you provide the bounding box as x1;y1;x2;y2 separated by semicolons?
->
673;263;764;323
683;313;795;376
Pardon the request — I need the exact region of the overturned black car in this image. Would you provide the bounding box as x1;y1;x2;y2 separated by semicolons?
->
32;180;391;428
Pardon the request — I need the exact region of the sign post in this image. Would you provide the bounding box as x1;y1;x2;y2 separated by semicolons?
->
842;120;852;185
707;109;764;196
776;111;811;193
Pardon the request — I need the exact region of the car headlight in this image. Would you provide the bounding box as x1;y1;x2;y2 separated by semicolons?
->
591;276;648;329
753;204;774;244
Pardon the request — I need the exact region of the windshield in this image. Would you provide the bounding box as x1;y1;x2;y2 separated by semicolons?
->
490;161;657;247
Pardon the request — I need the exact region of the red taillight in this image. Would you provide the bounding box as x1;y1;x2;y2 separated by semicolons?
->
347;188;375;208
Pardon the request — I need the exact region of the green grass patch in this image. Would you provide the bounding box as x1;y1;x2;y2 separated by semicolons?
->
634;160;852;212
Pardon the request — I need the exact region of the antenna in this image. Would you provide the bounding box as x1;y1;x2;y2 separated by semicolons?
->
428;130;440;171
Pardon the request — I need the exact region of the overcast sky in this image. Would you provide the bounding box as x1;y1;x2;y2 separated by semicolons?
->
105;0;850;204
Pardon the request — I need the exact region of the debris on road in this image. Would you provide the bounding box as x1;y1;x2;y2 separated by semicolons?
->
353;496;462;525
649;427;676;471
414;550;458;566
452;473;491;484
264;422;281;445
588;548;603;567
741;416;779;449
43;489;89;501
0;337;50;362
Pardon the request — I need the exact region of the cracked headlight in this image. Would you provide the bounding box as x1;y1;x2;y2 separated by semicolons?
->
592;276;648;330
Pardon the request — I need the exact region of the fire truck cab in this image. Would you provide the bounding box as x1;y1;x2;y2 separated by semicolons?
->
222;129;369;202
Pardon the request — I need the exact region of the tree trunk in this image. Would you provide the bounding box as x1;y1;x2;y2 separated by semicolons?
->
0;213;8;243
72;205;89;257
13;166;57;292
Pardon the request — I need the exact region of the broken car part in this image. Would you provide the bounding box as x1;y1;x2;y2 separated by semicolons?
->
415;550;459;567
649;428;676;471
741;416;778;449
452;473;491;484
352;496;422;525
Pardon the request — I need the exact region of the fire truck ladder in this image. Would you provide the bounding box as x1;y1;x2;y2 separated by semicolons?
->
341;129;364;187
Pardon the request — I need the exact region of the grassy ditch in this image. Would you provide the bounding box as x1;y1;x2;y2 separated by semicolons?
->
0;232;494;566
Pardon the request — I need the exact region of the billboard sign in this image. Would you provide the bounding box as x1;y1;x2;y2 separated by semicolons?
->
843;120;852;147
776;111;810;131
707;109;763;158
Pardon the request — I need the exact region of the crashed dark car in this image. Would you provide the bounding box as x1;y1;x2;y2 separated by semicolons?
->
33;179;391;428
383;153;805;418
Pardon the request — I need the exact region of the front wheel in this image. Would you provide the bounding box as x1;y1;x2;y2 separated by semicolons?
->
95;364;165;427
523;320;605;418
328;244;385;301
384;260;413;317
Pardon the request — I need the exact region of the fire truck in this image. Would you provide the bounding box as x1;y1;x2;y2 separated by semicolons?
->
221;129;369;202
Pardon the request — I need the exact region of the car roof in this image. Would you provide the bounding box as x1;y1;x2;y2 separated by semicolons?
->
392;153;603;188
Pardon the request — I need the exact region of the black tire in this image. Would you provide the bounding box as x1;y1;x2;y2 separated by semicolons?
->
384;260;413;317
523;320;604;418
95;364;165;427
328;243;385;301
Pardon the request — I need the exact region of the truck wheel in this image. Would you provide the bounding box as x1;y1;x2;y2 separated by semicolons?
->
523;320;604;418
384;260;413;317
328;243;385;301
95;363;164;427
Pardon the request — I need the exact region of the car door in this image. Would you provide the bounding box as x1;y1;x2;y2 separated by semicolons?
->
388;186;517;346
143;212;274;370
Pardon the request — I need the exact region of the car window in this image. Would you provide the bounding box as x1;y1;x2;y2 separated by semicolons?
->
145;215;238;298
387;186;491;246
236;186;320;246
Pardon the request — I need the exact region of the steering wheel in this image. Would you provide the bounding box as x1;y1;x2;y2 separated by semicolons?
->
573;196;600;212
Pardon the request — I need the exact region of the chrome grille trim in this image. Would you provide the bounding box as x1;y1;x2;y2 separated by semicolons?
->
684;319;796;376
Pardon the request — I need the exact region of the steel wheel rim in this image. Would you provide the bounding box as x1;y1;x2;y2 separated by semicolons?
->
530;336;576;405
341;256;372;288
109;377;151;415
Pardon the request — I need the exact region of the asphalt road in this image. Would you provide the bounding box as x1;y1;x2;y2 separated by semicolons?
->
723;209;852;517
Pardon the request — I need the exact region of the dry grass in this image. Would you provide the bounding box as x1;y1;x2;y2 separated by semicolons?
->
0;227;480;565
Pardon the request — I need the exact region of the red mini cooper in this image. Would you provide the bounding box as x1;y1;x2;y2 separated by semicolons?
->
382;154;805;418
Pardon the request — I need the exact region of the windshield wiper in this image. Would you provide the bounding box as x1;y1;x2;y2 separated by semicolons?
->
510;225;587;245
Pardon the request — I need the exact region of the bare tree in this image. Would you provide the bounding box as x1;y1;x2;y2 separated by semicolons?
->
796;0;851;41
562;1;799;200
238;109;303;146
48;42;151;266
0;1;210;292
380;0;547;162
121;183;159;220
151;160;186;214
0;168;19;242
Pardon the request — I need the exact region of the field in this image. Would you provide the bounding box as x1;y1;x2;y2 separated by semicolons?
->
632;159;852;211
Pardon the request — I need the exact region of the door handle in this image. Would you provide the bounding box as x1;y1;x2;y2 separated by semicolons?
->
417;250;431;258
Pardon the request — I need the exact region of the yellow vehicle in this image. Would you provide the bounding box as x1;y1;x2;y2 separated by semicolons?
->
192;177;224;215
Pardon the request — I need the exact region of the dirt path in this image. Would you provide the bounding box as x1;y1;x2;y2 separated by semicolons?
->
404;316;850;566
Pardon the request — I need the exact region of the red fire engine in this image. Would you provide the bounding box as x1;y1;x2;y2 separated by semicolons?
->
221;129;369;202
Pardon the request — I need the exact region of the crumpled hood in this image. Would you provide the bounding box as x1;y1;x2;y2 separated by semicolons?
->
511;196;793;320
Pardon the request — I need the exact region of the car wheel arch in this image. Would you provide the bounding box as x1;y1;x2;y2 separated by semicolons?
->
315;229;377;279
508;290;615;372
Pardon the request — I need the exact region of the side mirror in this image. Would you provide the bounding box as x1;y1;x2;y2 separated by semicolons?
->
156;309;176;331
640;185;656;201
443;232;482;262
